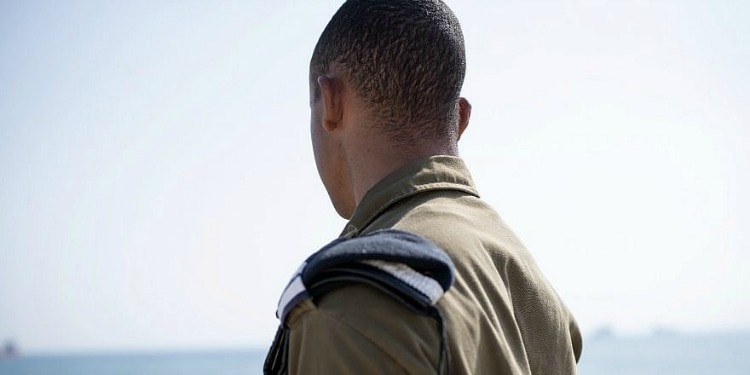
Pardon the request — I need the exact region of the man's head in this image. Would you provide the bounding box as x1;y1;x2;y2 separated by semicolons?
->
310;0;466;143
309;0;471;218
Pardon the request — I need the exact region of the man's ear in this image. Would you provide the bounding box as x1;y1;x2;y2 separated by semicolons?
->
457;97;471;140
317;76;343;132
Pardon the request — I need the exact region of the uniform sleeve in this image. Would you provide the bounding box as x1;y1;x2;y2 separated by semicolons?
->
286;284;442;375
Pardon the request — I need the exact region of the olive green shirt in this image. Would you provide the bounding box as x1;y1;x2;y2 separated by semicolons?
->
286;156;582;374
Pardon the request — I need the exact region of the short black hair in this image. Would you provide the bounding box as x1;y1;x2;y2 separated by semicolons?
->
311;0;466;143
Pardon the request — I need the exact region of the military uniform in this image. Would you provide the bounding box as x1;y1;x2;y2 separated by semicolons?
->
281;156;582;374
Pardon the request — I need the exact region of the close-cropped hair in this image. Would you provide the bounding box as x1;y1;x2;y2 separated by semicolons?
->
311;0;466;143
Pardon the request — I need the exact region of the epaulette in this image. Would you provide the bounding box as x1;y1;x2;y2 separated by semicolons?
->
264;229;455;375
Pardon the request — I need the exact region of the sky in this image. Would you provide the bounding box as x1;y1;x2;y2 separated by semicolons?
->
1;0;748;353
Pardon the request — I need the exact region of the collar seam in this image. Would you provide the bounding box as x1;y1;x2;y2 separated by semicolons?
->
348;183;478;237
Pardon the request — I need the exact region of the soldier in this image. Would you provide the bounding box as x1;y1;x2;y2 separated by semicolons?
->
266;1;582;373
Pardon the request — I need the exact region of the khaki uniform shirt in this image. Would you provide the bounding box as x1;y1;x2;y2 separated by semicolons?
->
285;156;582;374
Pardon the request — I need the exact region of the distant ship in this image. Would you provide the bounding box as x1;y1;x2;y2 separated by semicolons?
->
0;340;18;359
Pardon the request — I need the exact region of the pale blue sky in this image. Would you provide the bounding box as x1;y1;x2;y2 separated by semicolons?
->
1;0;748;353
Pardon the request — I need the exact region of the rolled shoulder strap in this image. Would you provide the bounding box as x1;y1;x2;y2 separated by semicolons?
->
264;229;455;375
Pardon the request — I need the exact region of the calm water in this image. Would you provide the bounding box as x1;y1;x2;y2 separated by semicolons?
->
578;331;750;375
1;331;748;374
0;350;266;375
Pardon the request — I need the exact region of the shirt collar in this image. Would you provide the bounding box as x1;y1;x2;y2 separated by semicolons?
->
341;155;480;237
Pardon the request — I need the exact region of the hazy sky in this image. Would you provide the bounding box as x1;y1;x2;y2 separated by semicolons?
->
1;0;748;353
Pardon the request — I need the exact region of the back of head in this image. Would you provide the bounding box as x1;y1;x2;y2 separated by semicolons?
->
311;0;466;144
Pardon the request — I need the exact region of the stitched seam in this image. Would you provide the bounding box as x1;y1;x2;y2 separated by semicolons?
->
358;186;477;235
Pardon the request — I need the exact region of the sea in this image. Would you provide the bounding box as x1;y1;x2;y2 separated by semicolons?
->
0;331;748;374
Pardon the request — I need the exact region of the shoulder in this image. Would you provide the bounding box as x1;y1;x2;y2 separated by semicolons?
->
287;283;441;374
294;283;440;340
279;229;453;373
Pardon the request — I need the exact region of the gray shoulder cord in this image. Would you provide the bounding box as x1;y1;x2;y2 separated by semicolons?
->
263;229;455;375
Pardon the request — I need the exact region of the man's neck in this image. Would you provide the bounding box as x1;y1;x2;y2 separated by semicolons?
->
347;135;458;208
